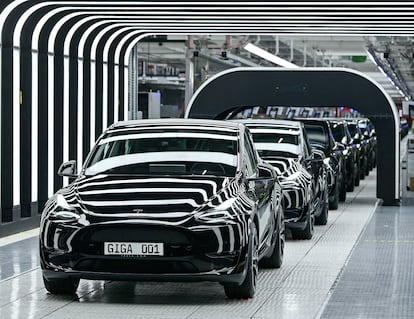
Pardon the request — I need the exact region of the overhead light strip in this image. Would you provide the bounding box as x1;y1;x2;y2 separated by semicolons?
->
244;43;299;68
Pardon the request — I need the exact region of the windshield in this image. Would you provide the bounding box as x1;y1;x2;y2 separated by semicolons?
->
249;127;300;158
331;124;347;144
85;129;239;177
347;123;360;139
304;124;328;148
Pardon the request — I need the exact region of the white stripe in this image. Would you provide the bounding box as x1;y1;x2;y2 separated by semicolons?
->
85;151;237;175
108;125;237;134
0;228;39;248
31;52;38;202
78;176;219;193
81;198;198;207
63;56;70;186
48;55;54;197
249;128;300;135
79;187;209;201
99;132;237;144
77;58;84;170
12;49;20;205
256;143;300;154
91;59;96;148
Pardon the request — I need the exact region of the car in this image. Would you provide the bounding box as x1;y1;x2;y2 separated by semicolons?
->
344;119;368;184
39;119;285;299
357;118;377;171
296;118;345;210
231;119;329;239
400;117;410;138
327;119;358;195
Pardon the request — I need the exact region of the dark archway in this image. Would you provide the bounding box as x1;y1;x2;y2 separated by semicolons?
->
185;67;400;206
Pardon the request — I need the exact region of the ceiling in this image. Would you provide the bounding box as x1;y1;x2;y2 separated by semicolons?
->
136;34;413;103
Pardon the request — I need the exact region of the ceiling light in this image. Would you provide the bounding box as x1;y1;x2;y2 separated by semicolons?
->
244;43;299;68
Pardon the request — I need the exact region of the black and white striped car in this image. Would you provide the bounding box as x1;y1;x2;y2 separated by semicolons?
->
232;119;329;239
39;119;284;299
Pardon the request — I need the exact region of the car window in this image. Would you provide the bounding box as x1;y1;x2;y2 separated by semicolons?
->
331;123;347;144
304;123;328;148
243;132;258;177
301;128;312;158
249;126;300;158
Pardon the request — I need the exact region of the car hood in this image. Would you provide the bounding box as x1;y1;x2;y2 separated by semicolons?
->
66;174;237;216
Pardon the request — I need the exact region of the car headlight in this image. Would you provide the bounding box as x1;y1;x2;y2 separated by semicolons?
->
48;194;80;223
195;198;237;223
283;171;301;182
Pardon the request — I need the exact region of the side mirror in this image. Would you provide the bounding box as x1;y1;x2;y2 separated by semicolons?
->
257;164;274;178
58;160;77;178
336;142;345;151
246;163;274;181
311;150;324;162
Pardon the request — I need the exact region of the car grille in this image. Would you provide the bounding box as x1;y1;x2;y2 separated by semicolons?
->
71;225;219;257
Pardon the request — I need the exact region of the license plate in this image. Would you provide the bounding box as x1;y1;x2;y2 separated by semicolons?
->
104;242;164;256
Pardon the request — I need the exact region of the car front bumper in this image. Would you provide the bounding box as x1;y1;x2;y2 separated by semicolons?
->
40;221;248;285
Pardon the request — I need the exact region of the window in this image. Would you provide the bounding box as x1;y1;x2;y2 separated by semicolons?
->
243;132;258;177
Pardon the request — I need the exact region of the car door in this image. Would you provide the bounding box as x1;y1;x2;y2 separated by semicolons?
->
243;132;273;246
300;128;318;205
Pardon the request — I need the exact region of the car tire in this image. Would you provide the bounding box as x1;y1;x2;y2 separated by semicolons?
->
43;275;79;295
291;206;314;240
359;160;365;180
354;163;360;187
260;207;285;269
339;179;347;201
224;223;258;299
347;164;356;192
329;180;339;210
355;165;361;186
315;192;329;225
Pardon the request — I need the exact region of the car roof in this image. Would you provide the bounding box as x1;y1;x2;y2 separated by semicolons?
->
110;118;244;131
294;118;330;126
231;118;302;128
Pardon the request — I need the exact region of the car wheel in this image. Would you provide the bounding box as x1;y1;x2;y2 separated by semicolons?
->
260;206;285;268
43;275;80;295
291;206;314;240
315;191;329;225
354;163;360;186
372;152;377;168
224;223;258;299
329;179;339;210
355;165;361;186
339;170;347;201
359;161;368;179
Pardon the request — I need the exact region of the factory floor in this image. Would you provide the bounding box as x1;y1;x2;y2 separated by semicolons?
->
1;136;413;319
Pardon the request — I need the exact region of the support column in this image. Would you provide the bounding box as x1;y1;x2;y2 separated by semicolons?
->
184;36;194;109
128;44;138;120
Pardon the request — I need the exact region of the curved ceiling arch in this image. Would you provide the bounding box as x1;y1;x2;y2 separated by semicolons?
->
186;67;400;205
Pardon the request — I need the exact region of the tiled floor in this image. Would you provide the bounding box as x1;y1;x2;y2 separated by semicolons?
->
0;170;382;319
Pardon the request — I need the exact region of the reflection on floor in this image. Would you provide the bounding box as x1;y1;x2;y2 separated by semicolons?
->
1;169;408;319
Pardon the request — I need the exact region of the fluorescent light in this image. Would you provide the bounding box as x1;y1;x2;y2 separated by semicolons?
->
244;43;299;68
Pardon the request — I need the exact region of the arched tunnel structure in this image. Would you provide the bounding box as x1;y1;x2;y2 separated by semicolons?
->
185;68;400;206
0;1;408;234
